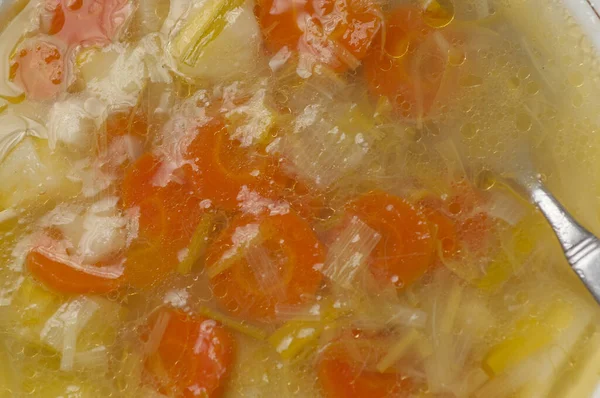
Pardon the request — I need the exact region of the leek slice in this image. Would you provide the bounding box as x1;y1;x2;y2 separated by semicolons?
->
170;0;244;66
553;332;600;398
376;329;420;373
177;212;219;274
198;306;268;340
483;300;575;376
268;320;324;360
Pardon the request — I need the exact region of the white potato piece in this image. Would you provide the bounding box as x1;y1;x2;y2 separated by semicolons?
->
0;137;80;209
170;1;263;81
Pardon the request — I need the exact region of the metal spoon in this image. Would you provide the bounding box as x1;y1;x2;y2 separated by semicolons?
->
504;175;600;304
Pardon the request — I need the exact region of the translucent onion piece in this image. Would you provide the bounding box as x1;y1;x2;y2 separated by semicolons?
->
376;329;420;373
321;217;381;289
0;110;48;162
245;243;287;300
39;297;101;370
133;0;171;36
143;311;171;355
283;104;372;188
0;0;39;100
475;300;592;398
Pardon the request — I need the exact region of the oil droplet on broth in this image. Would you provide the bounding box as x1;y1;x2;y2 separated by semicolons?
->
508;76;520;89
385;37;409;59
568;71;584;87
526;80;539;95
422;0;455;29
516;112;532;132
459;74;483;87
475;169;496;191
572;92;584;108
460;122;479;139
448;46;466;66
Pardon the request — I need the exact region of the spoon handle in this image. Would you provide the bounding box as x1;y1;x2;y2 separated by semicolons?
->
529;183;600;303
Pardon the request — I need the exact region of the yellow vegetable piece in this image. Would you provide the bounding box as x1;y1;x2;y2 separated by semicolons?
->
12;277;60;327
171;0;243;66
422;0;455;29
268;320;324;360
556;332;600;398
477;212;547;291
476;251;514;292
483;301;574;376
376;329;419;373
199;306;268;340
177;213;218;274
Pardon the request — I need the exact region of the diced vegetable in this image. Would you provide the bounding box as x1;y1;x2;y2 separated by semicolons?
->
169;0;261;80
280;102;374;188
0;137;80;209
345;191;436;288
256;0;382;72
121;153;206;288
39;0;132;47
198;306;268;340
207;213;325;320
36;295;123;371
0;0;39;102
552;332;600;398
321;216;381;289
318;336;413;398
143;308;236;397
268;320;324;359
483;300;575;376
376;328;420;373
177;213;219;274
475;298;593;398
185;118;271;210
26;248;124;294
132;0;171;37
363;6;448;119
10;38;65;101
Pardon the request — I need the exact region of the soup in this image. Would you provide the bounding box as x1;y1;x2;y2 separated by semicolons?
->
0;0;598;396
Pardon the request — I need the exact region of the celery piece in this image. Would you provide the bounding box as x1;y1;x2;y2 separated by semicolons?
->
171;0;244;67
198;306;268;340
268;320;324;360
483;301;574;376
177;213;217;274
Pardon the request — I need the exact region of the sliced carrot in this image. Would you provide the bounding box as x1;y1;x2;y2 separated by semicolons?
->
255;0;382;71
419;197;459;258
185;119;271;210
419;182;496;261
318;338;412;398
346;190;435;288
207;212;325;320
121;153;205;288
144;309;236;398
10;39;64;101
363;6;447;118
104;107;149;140
26;248;123;294
39;0;131;47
